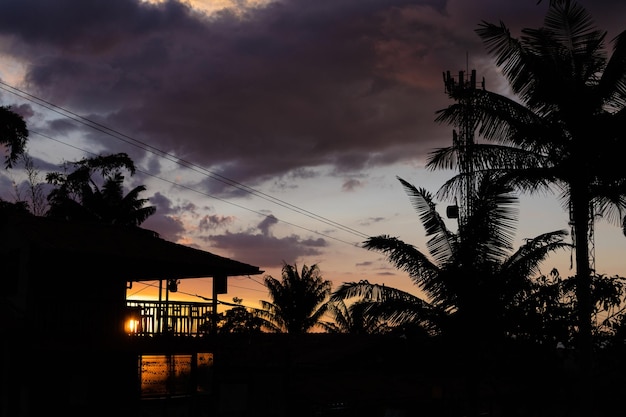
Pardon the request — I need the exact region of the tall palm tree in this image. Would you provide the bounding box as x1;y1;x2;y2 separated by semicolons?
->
46;153;156;227
257;262;332;334
333;176;570;344
0;105;28;169
429;0;626;364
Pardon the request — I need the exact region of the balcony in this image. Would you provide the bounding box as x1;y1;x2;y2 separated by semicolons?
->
125;300;216;337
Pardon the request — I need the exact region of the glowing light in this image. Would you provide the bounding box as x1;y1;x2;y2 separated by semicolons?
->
125;307;142;334
126;318;141;334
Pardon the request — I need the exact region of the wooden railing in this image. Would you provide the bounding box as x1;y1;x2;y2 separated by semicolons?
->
125;300;215;336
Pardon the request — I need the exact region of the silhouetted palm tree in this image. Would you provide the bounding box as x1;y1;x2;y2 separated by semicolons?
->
257;262;332;334
333;176;569;344
46;153;156;227
429;0;626;364
321;298;394;335
0;105;28;169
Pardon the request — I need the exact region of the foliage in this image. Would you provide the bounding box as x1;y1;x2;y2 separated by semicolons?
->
429;0;626;356
257;262;332;334
10;153;48;216
333;175;571;343
46;153;156;227
215;298;264;334
508;269;626;347
0;105;28;169
0;199;30;214
321;298;394;335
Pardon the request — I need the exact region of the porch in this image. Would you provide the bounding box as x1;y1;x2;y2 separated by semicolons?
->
125;300;216;337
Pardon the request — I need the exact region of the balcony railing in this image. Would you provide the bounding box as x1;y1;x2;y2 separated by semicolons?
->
126;300;215;337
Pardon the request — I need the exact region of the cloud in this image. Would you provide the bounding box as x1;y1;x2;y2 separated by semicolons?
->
200;212;328;266
257;214;278;236
140;191;189;240
198;213;235;230
2;0;624;280
203;231;327;267
0;0;461;195
342;178;363;192
142;213;186;241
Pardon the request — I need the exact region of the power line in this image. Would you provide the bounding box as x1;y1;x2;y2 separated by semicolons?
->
0;80;371;241
30;128;364;247
127;280;260;309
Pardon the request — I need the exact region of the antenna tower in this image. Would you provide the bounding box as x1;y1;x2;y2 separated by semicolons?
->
442;67;485;229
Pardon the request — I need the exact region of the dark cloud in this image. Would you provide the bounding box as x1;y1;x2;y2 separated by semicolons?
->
1;0;624;265
342;178;363;192
0;0;471;195
141;213;186;241
139;191;187;240
194;209;328;265
146;191;175;214
359;216;386;226
257;214;278;236
203;231;327;267
2;1;623;196
9;103;35;120
198;213;235;231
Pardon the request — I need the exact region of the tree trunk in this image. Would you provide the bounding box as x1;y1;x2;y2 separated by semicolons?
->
570;186;593;414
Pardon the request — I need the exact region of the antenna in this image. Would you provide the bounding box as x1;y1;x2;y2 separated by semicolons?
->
442;63;484;230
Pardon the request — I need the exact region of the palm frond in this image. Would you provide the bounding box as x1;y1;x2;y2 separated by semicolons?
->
397;177;456;264
502;230;571;283
475;20;537;104
362;235;442;296
462;177;519;264
331;281;444;334
543;0;601;51
599;30;626;111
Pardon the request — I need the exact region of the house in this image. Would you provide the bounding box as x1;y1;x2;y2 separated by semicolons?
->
0;209;263;417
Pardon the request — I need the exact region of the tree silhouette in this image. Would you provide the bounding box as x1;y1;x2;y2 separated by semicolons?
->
429;0;626;371
214;298;264;334
257;262;332;334
321;298;393;335
333;176;570;344
0;105;28;169
46;153;156;227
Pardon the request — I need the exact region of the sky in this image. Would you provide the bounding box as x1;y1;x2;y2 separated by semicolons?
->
1;0;626;311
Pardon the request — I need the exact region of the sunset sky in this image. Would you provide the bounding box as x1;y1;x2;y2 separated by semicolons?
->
1;0;626;310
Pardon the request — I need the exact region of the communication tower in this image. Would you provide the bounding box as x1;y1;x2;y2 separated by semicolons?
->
442;67;485;230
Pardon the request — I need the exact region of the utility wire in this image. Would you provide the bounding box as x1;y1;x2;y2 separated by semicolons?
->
29;128;364;247
0;83;376;312
127;280;258;309
0;80;371;241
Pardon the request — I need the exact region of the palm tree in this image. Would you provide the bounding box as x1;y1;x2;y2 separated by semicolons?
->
257;262;332;334
0;105;28;169
321;298;394;335
333;176;570;344
429;0;626;367
46;153;156;227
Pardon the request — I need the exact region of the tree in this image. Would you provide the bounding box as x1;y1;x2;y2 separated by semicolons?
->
257;262;332;334
517;269;626;348
46;153;156;227
10;153;48;216
333;176;570;344
321;298;394;335
0;105;28;169
215;298;264;334
429;0;626;370
0;199;30;214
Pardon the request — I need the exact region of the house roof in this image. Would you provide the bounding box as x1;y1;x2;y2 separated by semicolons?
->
0;211;263;281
